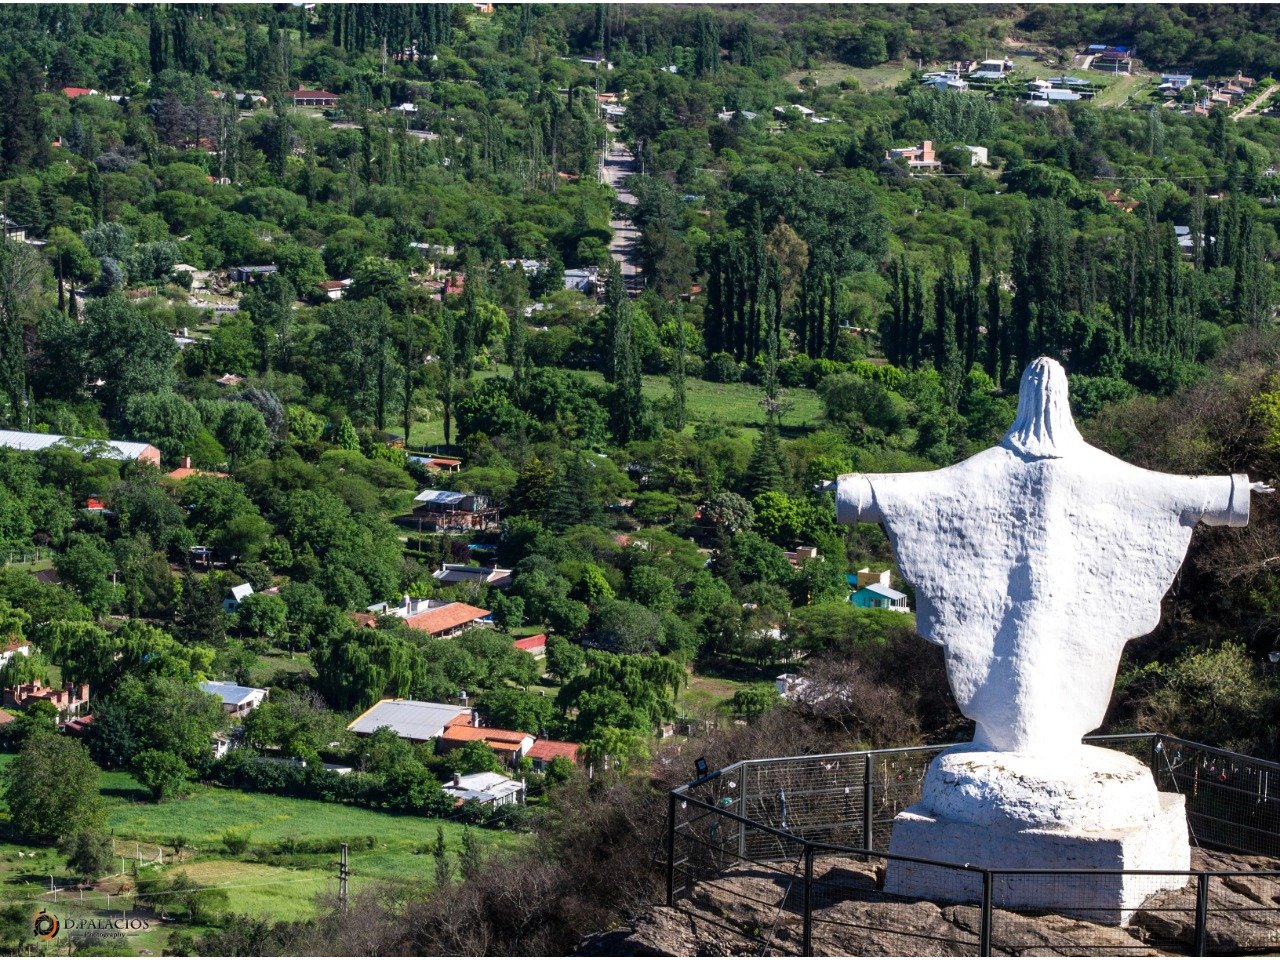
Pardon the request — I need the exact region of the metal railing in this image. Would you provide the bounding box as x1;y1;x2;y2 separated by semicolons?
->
666;733;1280;956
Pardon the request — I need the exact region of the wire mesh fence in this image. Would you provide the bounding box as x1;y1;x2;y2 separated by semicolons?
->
668;733;1280;957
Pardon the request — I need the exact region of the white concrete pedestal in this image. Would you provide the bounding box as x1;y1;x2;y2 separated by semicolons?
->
883;746;1190;924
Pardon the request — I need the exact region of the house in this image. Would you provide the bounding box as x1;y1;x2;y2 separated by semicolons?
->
437;724;535;764
577;56;613;70
1174;226;1213;258
317;279;352;301
601;103;626;119
775;672;810;700
223;582;254;612
527;739;580;771
783;546;819;566
885;141;941;172
236;92;269;108
1089;46;1133;73
1027;86;1082;104
2;215;31;244
347;698;471;743
922;74;969;92
228;265;278;283
411;489;499;532
0;639;29;671
289;89;338;107
0;430;160;465
563;266;599;295
971;58;1014;78
442;771;525;807
211;732;233;759
1161;74;1193;90
200;680;268;716
850;582;912;611
513;634;547;658
389;102;418;114
166;456;229;482
62;86;99;99
965;145;990;167
4;681;90;720
432;564;514;588
500;258;547;276
716;109;758;123
410;454;462;473
1104;189;1139;213
61;714;94;736
365;596;494;638
774;104;815;119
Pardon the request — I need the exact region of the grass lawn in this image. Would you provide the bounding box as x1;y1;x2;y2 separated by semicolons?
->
681;674;747;716
248;649;316;687
785;60;914;90
410;365;824;448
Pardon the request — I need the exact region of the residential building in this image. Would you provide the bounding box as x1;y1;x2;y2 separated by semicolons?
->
432;564;514;588
847;569;911;612
389;102;418;114
438;724;535;764
1088;45;1133;73
783;546;820;566
716;109;758;122
0;430;160;465
317;279;352;301
166;456;229;482
885;140;942;172
563;266;600;295
62;86;99;99
527;739;580;771
347;698;471;743
408;454;462;473
1161;74;1193;89
1104;189;1139;213
364;596;494;638
211;732;233;759
774;104;815;119
223;582;254;612
442;771;525;807
775;672;810;700
2;215;31;244
228;265;278;283
200;680;268;717
3;681;90;720
513;634;547;658
922;74;969;92
499;258;547;276
289;88;338;107
411;489;499;532
0;639;30;671
965;145;990;166
971;58;1014;78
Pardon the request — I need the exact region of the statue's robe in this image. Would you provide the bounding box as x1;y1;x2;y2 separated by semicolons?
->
837;444;1248;752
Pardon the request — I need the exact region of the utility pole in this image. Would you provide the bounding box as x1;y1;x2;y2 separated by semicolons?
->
338;843;349;913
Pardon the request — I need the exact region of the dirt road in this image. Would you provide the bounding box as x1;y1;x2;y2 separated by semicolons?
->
601;123;641;287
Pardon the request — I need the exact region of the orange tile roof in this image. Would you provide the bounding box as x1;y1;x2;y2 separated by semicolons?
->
166;467;229;481
513;634;547;652
349;612;379;628
403;602;490;636
527;739;580;763
440;724;531;747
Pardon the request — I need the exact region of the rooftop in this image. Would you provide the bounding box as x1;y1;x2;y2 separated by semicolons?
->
347;699;469;740
199;680;267;706
403;601;492;636
0;430;156;462
440;724;532;747
527;739;580;763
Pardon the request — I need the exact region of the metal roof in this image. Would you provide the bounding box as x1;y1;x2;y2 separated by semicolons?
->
0;430;154;461
199;680;267;706
856;583;908;601
442;772;523;803
414;489;467;505
347;699;467;740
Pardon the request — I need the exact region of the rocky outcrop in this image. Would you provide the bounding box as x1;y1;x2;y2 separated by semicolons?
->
581;850;1280;957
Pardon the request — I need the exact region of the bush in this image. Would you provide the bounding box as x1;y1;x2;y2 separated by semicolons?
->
222;829;251;855
704;352;742;383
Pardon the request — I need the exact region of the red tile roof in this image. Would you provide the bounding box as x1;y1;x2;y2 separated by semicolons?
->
166;467;229;481
513;634;547;652
291;89;337;99
439;724;531;748
63;87;96;99
349;611;379;628
527;739;580;763
0;708;13;726
2;639;26;654
404;602;490;636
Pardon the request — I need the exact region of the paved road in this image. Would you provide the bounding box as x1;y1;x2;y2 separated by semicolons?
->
601;123;641;285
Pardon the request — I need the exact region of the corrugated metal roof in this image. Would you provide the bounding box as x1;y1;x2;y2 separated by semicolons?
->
857;583;908;601
199;680;267;706
347;699;468;740
0;430;154;461
414;489;467;505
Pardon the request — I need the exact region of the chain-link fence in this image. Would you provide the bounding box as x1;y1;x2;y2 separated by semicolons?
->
668;733;1280;956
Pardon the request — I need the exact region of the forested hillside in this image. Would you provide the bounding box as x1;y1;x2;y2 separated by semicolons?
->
0;3;1276;955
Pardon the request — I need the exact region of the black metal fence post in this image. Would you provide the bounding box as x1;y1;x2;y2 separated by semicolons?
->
979;871;993;957
1194;872;1210;956
802;843;814;957
862;753;874;851
666;791;677;907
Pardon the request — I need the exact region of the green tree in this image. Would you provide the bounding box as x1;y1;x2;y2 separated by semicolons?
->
135;749;192;802
3;733;105;842
59;829;115;881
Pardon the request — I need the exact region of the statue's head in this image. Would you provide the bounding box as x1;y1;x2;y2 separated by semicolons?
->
1002;357;1086;460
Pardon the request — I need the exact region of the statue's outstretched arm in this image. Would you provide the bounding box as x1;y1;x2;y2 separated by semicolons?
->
834;475;884;525
1187;473;1254;528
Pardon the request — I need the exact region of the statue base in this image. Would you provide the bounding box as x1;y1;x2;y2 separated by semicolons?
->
882;746;1190;925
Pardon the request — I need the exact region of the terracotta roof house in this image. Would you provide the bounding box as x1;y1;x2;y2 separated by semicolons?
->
364;596;494;638
62;86;99;99
317;278;352;301
513;634;547;658
290;88;338;106
166;456;229;481
437;724;534;762
527;739;580;771
0;639;29;671
4;681;89;720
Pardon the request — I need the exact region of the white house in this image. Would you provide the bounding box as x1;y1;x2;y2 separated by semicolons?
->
200;680;269;717
442;771;526;807
0;640;30;672
347;698;471;743
965;145;990;166
223;582;254;612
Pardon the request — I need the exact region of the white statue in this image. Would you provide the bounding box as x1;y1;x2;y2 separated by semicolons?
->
835;356;1270;753
832;358;1271;919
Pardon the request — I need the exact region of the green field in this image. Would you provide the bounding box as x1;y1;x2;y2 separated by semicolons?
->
410;366;824;448
0;756;528;951
785;60;915;90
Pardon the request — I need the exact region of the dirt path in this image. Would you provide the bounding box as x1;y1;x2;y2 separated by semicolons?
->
1234;83;1278;121
601;122;641;287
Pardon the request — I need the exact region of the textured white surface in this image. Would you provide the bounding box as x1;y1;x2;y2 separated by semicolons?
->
835;358;1252;753
922;746;1161;831
884;792;1190;924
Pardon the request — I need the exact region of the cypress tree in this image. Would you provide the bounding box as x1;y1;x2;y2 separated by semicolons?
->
670;304;687;431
